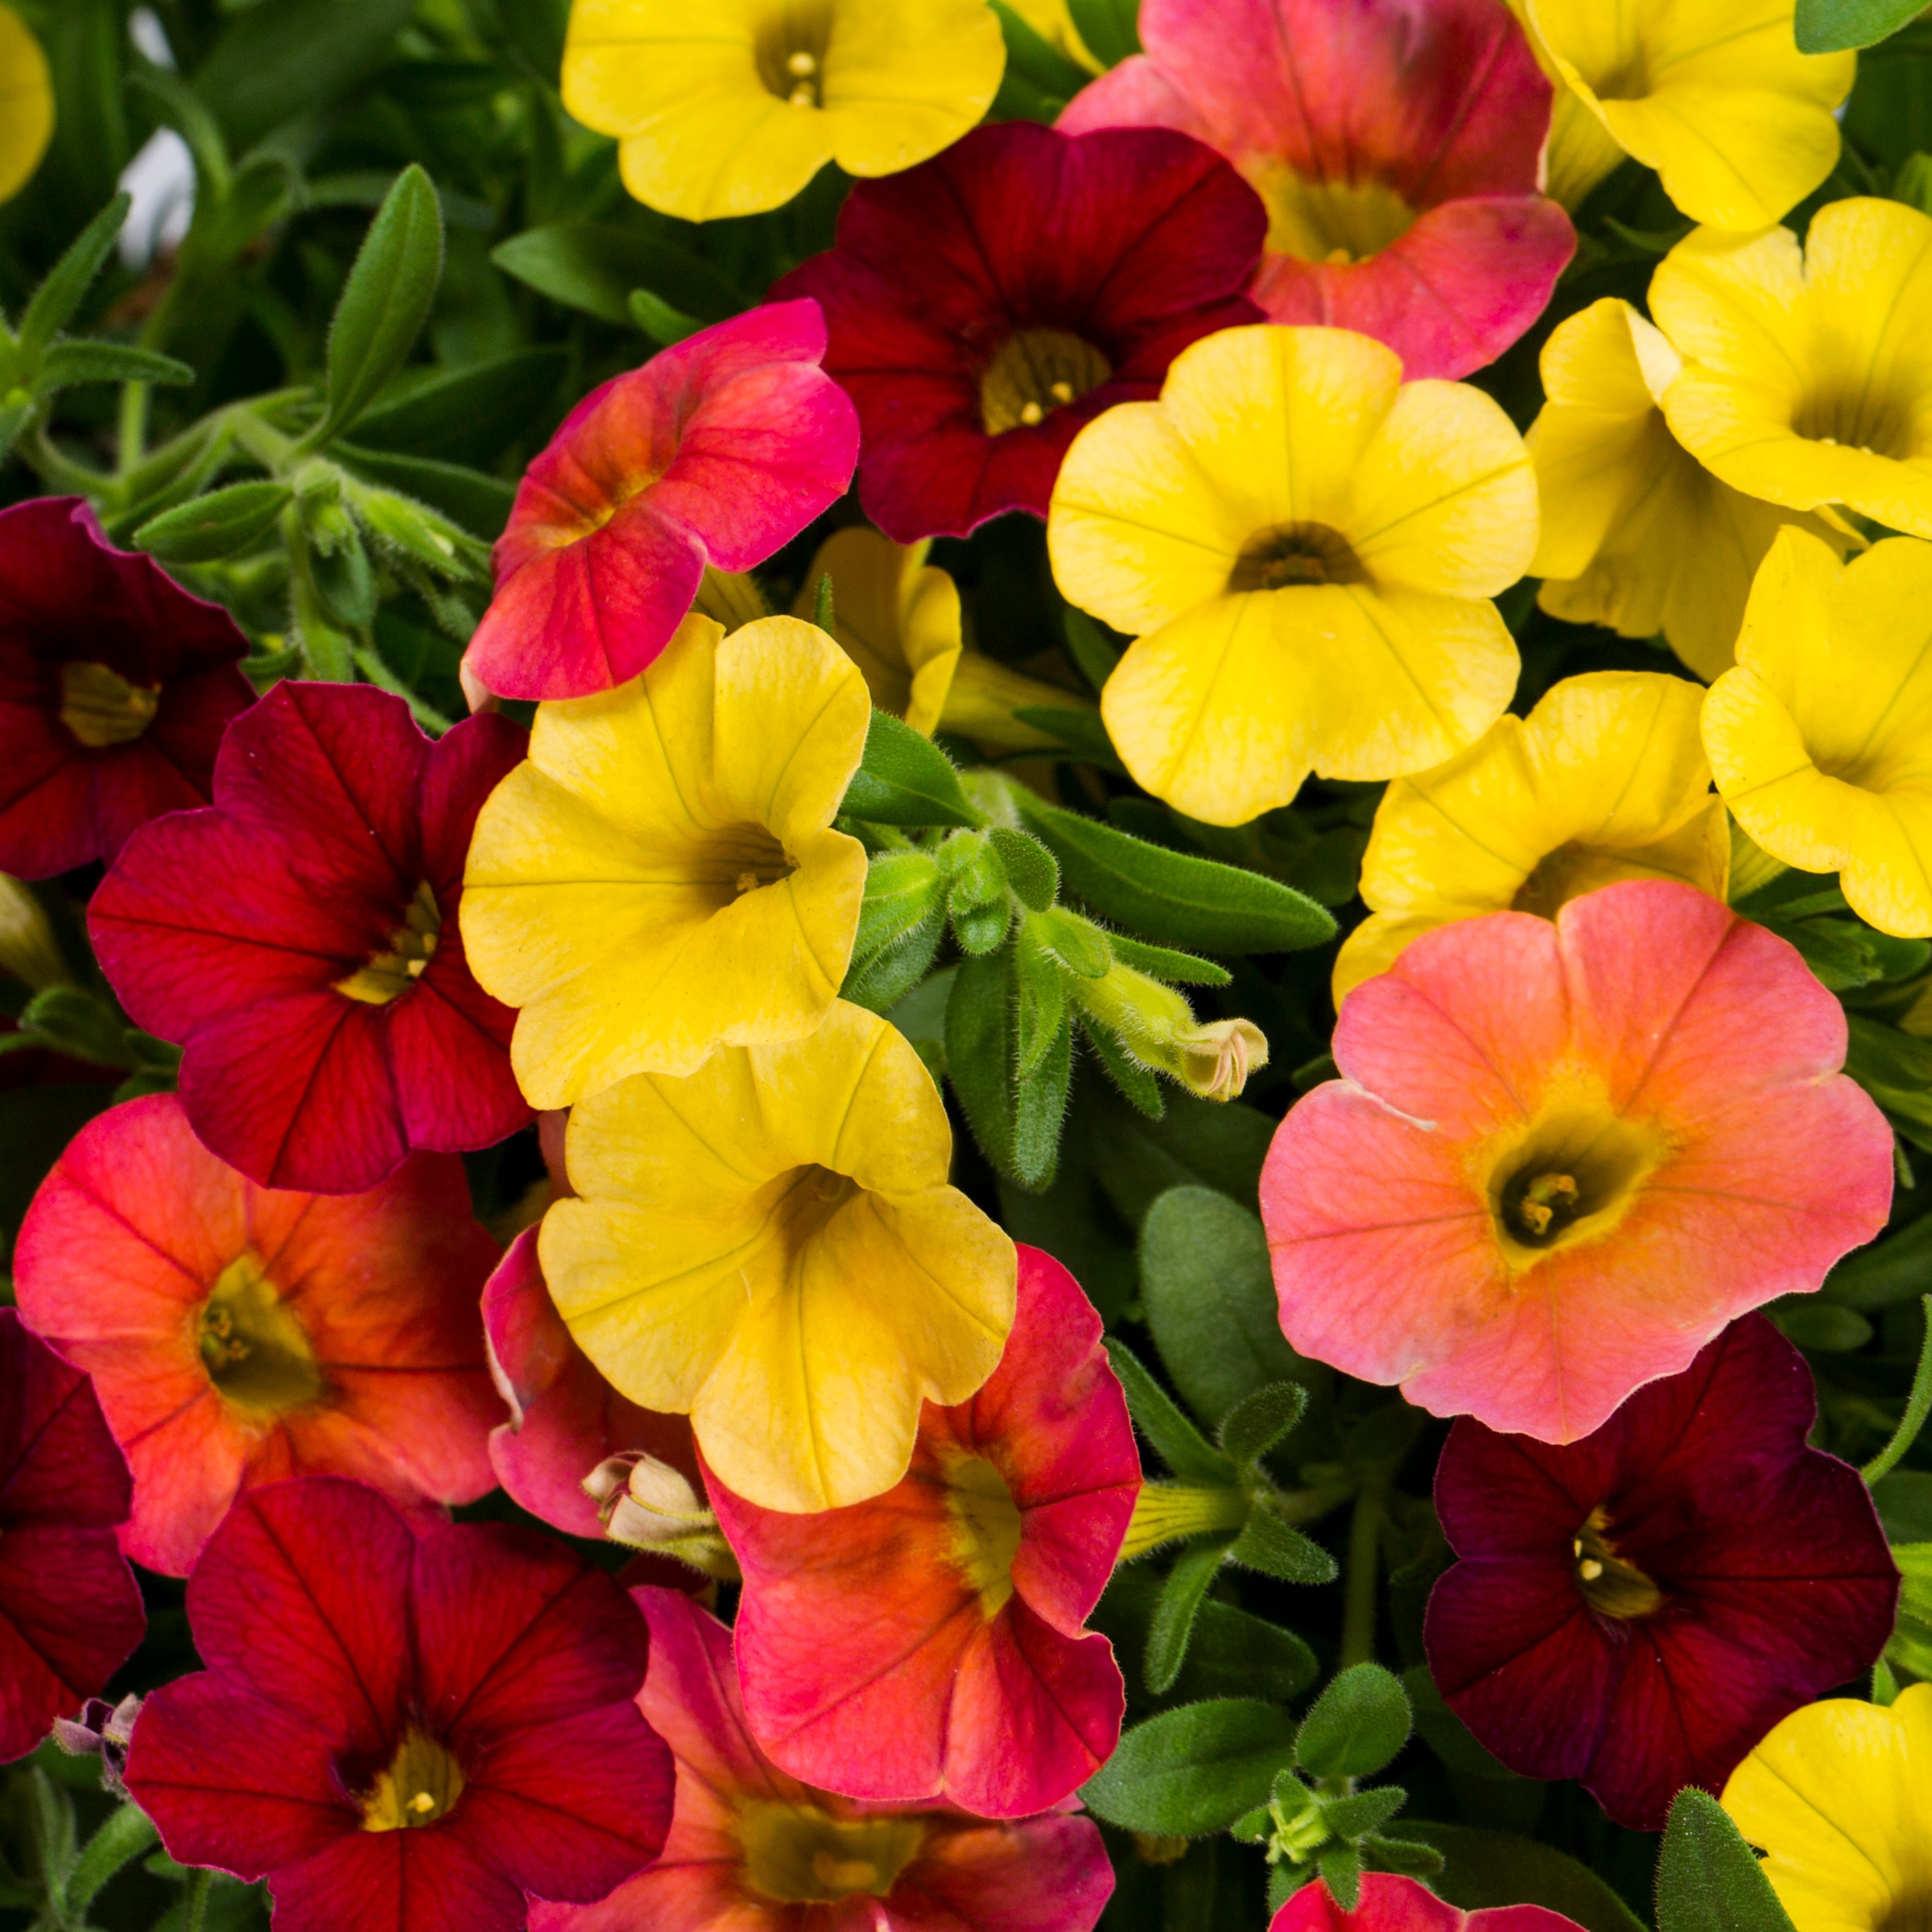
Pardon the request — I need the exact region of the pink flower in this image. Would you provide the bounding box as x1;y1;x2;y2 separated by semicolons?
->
1273;1872;1587;1932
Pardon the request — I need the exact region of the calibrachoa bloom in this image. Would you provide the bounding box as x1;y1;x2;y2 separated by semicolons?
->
89;680;529;1195
541;998;1017;1512
716;1245;1138;1818
1722;1683;1932;1929
1261;880;1893;1443
1059;0;1573;381
1426;1315;1897;1831
0;1309;144;1765
530;1586;1115;1932
0;497;254;879
125;1478;675;1932
773;120;1266;540
462;613;868;1106
14;1095;502;1575
1705;530;1932;940
560;0;1005;221
1334;671;1728;1001
1050;324;1537;826
463;304;858;702
1272;1874;1587;1932
0;4;51;205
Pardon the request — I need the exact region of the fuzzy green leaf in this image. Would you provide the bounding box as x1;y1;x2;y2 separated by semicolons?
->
1104;1338;1238;1486
1218;1381;1310;1468
19;195;130;359
1796;0;1927;49
134;481;294;564
1295;1665;1413;1779
1227;1504;1337;1586
1145;1539;1229;1695
1080;1700;1299;1836
844;712;985;828
1656;1790;1796;1932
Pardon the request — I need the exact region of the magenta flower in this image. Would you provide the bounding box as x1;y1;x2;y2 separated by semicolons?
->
1274;1873;1587;1932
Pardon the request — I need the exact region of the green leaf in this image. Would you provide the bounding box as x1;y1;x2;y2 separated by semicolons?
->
1295;1665;1413;1780
1106;932;1232;986
1318;1843;1364;1912
1218;1381;1309;1468
1146;1539;1229;1695
853;852;948;963
350;347;571;464
630;287;704;346
1027;905;1113;978
989;827;1059;912
491;223;746;327
1227;1504;1337;1586
1769;1300;1873;1352
948;836;1014;955
1796;0;1927;50
335;447;517;540
1104;1339;1239;1486
1087;1086;1277;1228
0;402;29;468
1013;930;1071;1079
946;951;1018;1179
195;0;420;146
841;913;943;1015
1322;1786;1408;1842
19;194;130;360
1400;1824;1645;1932
1013;1013;1072;1191
37;342;193;391
1066;0;1143;64
1825;1208;1932;1310
1012;704;1128;774
1177;1596;1319;1705
1083;1017;1166;1117
988;0;1089;113
128;64;232;204
1761;912;1885;990
1080;1700;1300;1835
843;712;986;828
1062;605;1122;691
1655;1789;1796;1932
134;482;294;564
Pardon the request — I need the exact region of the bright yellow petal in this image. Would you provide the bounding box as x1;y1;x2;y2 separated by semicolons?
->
0;4;52;206
819;0;1004;179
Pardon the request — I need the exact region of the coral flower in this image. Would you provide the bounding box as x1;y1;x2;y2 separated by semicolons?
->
1260;879;1893;1443
1509;0;1852;229
125;1478;674;1932
1653;200;1932;543
1335;671;1728;1001
1722;1684;1932;1930
464;305;858;702
1273;1873;1587;1932
1049;324;1538;827
1705;529;1932;940
530;1586;1115;1932
1058;0;1574;381
89;681;529;1195
0;1310;144;1765
772;120;1266;540
0;497;254;880
716;1245;1138;1818
14;1095;502;1576
541;998;1016;1513
462;613;869;1108
1426;1315;1897;1832
1527;299;1848;683
0;5;52;205
561;0;1004;221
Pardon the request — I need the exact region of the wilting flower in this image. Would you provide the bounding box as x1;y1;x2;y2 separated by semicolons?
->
1509;0;1852;228
462;613;868;1107
542;999;1016;1513
561;0;1005;221
1653;200;1932;542
530;1586;1115;1932
14;1095;502;1575
1722;1683;1932;1929
1527;298;1848;682
1050;324;1537;826
125;1478;674;1932
774;120;1265;540
1059;0;1573;381
0;497;254;879
463;305;858;701
716;1246;1138;1818
1335;671;1728;1001
1261;880;1893;1443
89;681;529;1194
0;5;52;204
1705;529;1932;940
0;1309;144;1765
1272;1873;1587;1932
1426;1315;1897;1831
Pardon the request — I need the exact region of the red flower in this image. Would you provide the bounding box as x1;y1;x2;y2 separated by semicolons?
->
1424;1314;1899;1831
716;1246;1138;1818
0;1308;144;1764
125;1478;674;1932
772;120;1265;542
1274;1872;1587;1932
0;496;254;877
89;680;530;1193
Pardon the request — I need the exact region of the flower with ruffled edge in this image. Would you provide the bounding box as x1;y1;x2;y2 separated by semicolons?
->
125;1477;674;1932
15;1095;502;1575
1426;1314;1897;1832
773;119;1265;541
530;1585;1115;1932
1261;879;1893;1443
0;5;52;205
715;1245;1138;1818
1273;1873;1587;1932
1059;0;1573;382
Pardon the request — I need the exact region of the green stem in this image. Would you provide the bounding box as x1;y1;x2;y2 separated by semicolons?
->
20;422;113;497
1863;1294;1932;1487
1339;1474;1389;1670
117;379;149;476
182;1866;212;1932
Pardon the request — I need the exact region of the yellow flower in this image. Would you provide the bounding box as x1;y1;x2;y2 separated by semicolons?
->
461;612;870;1108
1509;0;1852;229
1047;324;1538;828
1654;200;1932;543
1335;671;1728;1001
1722;1684;1932;1930
1529;297;1847;683
1703;526;1932;939
1002;0;1100;71
0;3;52;206
540;999;1017;1512
561;0;1005;221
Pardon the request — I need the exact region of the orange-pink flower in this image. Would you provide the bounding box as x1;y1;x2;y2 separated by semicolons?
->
1260;881;1893;1443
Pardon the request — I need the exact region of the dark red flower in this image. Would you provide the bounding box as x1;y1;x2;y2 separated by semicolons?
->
0;1307;145;1764
89;680;531;1193
0;497;254;878
772;119;1265;543
1424;1313;1899;1831
125;1476;675;1932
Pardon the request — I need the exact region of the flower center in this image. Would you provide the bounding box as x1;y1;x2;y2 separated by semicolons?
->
754;2;833;108
198;1250;324;1417
738;1800;927;1904
60;661;161;749
1248;167;1416;264
1572;1506;1665;1620
1511;841;1704;920
1228;522;1367;593
939;1451;1023;1617
1482;1088;1670;1267
1794;381;1921;463
979;328;1113;436
360;1728;465;1832
702;826;795;905
334;880;440;1005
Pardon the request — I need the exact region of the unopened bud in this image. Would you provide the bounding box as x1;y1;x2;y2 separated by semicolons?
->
583;1453;739;1579
53;1694;142;1798
1073;962;1269;1104
0;875;72;991
1176;1018;1269;1104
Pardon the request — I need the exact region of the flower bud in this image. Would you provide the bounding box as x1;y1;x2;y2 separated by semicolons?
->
1176;1018;1269;1104
583;1453;740;1579
0;873;72;991
1071;960;1269;1103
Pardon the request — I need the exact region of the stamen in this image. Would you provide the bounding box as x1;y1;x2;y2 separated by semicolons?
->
1019;401;1044;425
1049;380;1074;405
737;871;762;895
1513;1172;1579;1237
787;49;816;75
1578;1558;1604;1581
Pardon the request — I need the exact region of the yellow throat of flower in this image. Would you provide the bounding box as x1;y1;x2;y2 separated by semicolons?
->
754;2;834;108
335;880;442;1005
198;1249;324;1417
360;1729;466;1832
939;1451;1023;1618
1229;522;1367;594
1571;1505;1665;1620
738;1801;927;1904
980;328;1113;435
1249;167;1416;265
60;661;161;748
